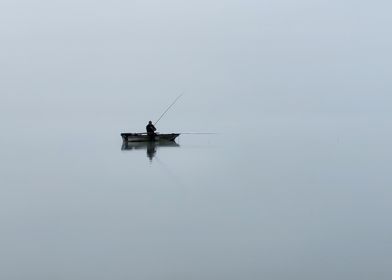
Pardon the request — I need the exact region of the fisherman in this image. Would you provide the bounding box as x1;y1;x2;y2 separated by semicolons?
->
146;121;157;140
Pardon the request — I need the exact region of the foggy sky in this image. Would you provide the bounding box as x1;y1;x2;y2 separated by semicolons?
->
1;0;391;132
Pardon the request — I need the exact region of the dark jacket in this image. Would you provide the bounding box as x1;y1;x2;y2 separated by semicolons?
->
146;123;156;134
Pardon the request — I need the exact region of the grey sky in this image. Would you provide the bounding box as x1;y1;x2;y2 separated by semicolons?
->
1;0;391;130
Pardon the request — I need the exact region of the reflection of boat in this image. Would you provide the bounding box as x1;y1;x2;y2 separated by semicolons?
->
121;133;180;142
121;141;180;161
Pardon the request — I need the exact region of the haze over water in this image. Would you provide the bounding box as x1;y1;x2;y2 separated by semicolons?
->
1;0;392;279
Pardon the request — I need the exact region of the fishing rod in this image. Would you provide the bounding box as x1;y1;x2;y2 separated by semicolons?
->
178;132;217;134
131;132;216;135
154;93;183;126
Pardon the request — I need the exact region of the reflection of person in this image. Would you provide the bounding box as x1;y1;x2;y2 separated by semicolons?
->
146;142;157;161
146;121;157;140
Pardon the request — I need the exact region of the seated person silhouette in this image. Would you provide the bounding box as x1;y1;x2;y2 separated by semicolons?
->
146;121;157;140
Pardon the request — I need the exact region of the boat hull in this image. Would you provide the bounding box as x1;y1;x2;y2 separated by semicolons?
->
121;133;180;142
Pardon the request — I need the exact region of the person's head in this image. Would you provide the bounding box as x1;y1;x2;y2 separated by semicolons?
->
148;121;152;124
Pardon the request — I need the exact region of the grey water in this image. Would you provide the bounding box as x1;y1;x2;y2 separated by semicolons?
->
1;0;392;279
1;115;391;279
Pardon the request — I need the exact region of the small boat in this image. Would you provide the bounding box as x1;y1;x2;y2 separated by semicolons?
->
121;133;180;142
121;94;183;143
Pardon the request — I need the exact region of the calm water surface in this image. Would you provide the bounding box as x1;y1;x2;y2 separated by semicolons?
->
0;117;391;279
